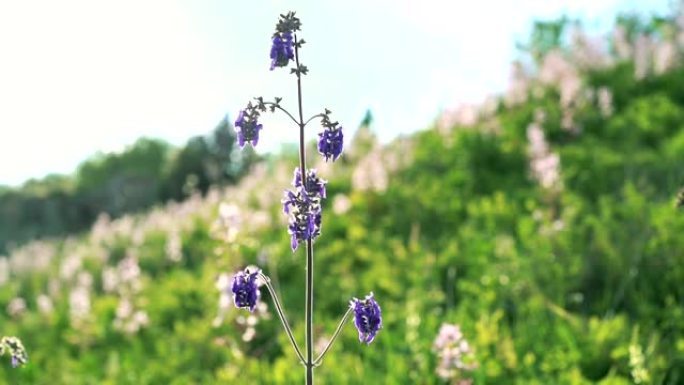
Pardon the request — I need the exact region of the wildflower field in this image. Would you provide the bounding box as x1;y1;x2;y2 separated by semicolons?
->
2;10;684;385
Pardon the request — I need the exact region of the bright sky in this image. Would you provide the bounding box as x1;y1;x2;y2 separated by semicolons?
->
0;0;671;186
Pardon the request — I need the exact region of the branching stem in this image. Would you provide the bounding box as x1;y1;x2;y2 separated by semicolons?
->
303;113;325;127
258;272;305;364
313;306;353;367
263;102;300;127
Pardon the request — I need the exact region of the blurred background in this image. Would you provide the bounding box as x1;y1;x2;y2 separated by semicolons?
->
1;0;684;383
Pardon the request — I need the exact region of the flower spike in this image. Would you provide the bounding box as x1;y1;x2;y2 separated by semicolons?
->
351;293;382;344
231;268;261;312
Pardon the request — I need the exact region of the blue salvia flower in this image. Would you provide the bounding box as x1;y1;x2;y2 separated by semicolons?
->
318;127;344;162
293;167;327;199
231;268;261;312
286;210;321;251
317;110;344;162
270;31;295;70
235;109;263;148
351;293;382;344
283;168;326;251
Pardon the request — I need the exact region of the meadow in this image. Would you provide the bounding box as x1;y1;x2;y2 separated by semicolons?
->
2;12;684;384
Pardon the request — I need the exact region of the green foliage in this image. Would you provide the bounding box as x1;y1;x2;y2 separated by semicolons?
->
520;16;569;63
161;117;257;202
77;138;171;215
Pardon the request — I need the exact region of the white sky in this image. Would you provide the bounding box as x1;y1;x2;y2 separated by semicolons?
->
0;0;671;186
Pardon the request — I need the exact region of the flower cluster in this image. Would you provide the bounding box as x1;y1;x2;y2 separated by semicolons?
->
69;272;93;325
6;297;26;318
165;228;183;262
37;294;54;315
270;31;294;70
677;187;684;209
0;336;27;368
213;202;242;243
113;297;149;334
231;268;260;312
352;149;388;192
0;258;7;286
433;324;476;383
527;111;562;191
234;106;263;148
213;272;233;326
282;168;327;250
270;12;301;71
597;86;614;117
318;110;344;162
293;167;327;198
351;293;382;344
101;252;148;334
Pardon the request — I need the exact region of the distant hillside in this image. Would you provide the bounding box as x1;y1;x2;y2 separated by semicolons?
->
0;117;256;254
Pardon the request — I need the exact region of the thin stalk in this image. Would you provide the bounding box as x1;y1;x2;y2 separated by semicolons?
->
305;241;314;384
294;33;315;385
263;102;300;127
303;113;325;127
258;272;305;364
313;306;353;367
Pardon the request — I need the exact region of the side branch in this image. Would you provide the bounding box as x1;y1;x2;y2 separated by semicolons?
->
263;102;300;127
313;306;353;367
258;272;306;364
303;113;325;127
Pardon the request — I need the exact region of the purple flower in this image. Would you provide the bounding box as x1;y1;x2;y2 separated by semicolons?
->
293;168;327;199
235;110;263;148
282;190;297;215
351;293;382;344
270;31;295;70
318;127;344;162
231;269;260;312
284;191;322;251
282;168;327;251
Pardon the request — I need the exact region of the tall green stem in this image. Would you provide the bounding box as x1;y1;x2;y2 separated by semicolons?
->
294;34;314;385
